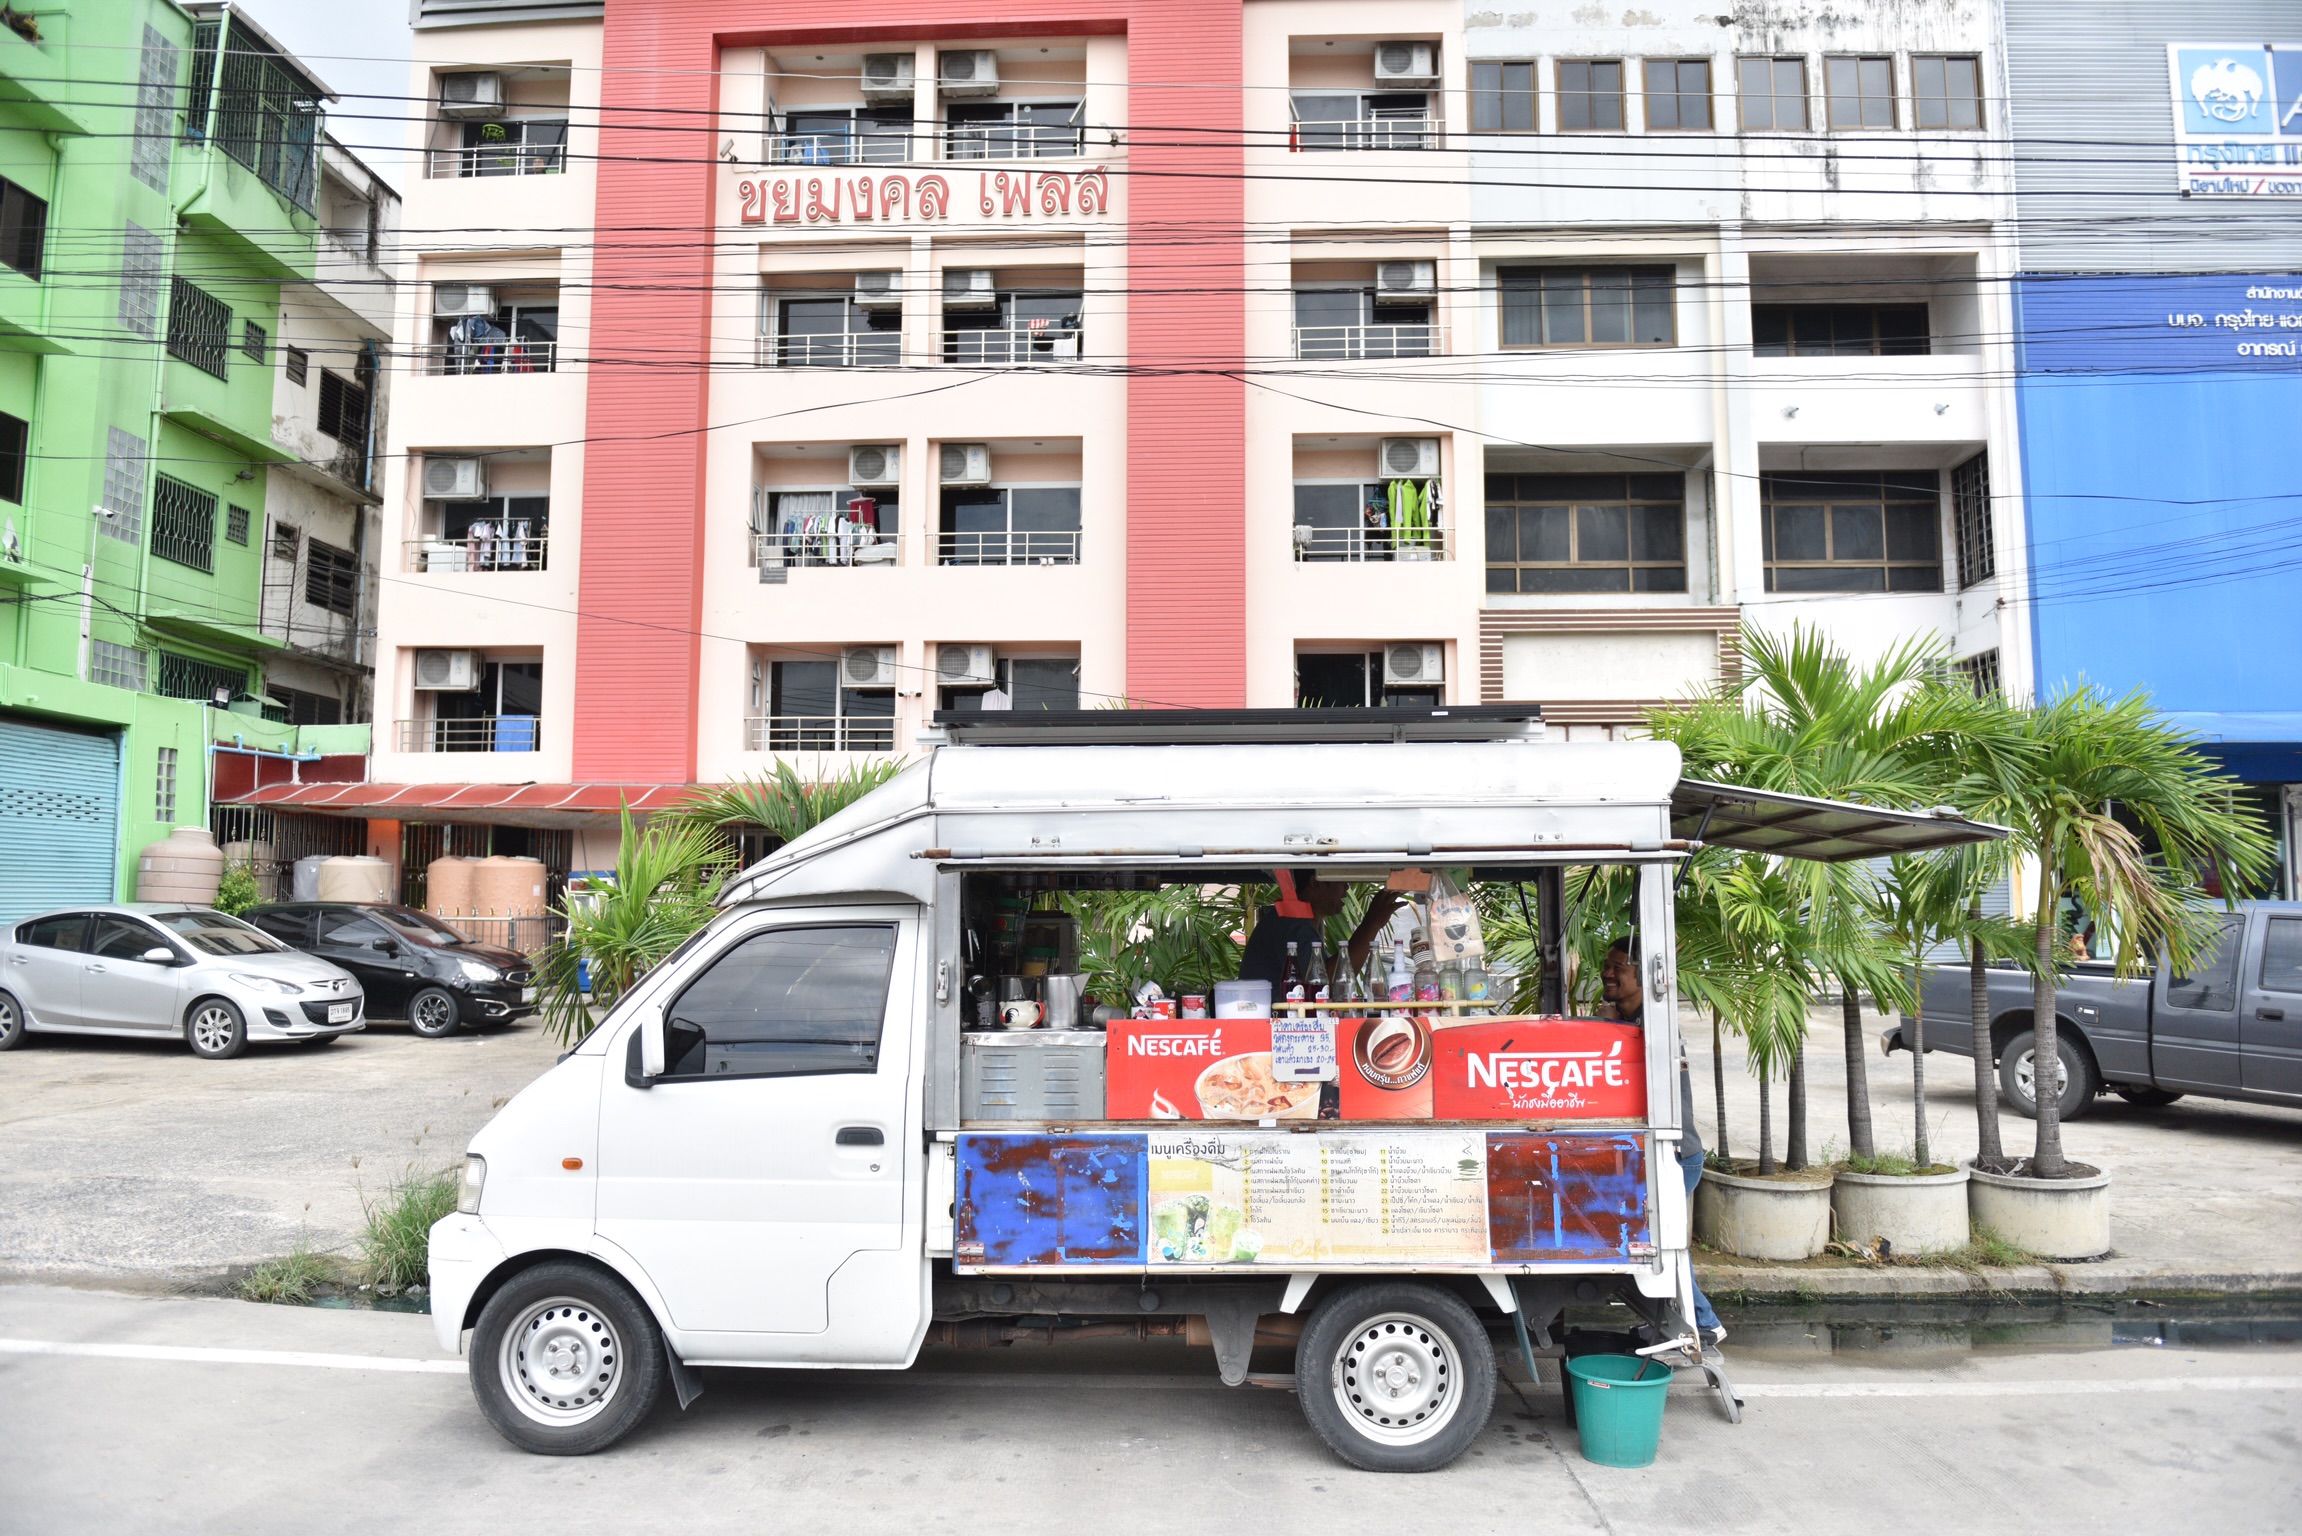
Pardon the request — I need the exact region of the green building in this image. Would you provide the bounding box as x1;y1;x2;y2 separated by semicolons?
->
0;1;365;924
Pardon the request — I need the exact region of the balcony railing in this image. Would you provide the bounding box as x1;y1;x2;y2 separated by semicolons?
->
1292;323;1443;360
427;141;567;178
1291;113;1435;152
1292;525;1451;562
945;124;1085;160
768;130;916;166
406;535;549;574
942;320;1084;365
759;331;903;368
936;530;1082;566
419;339;558;376
746;715;898;753
754;530;898;568
396;716;543;753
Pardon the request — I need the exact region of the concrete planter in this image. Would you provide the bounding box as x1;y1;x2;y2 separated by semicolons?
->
1965;1161;2112;1260
1832;1168;1972;1255
1694;1168;1834;1260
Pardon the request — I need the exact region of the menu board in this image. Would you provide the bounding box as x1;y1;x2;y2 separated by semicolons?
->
1146;1129;1489;1267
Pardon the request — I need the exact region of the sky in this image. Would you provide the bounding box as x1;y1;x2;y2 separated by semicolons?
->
245;0;420;184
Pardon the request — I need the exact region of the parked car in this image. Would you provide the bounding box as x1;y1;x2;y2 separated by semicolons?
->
0;905;365;1059
1886;900;2302;1118
244;903;535;1037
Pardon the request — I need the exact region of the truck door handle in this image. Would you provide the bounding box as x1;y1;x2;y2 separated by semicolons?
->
2260;1008;2286;1021
835;1126;884;1147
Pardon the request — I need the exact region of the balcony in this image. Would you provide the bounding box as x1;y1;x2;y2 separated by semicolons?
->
942;318;1084;365
755;530;897;569
767;129;916;166
416;339;557;376
945;123;1084;160
426;140;567;179
746;715;897;752
405;534;549;574
1290;112;1434;153
1293;525;1451;562
759;330;903;368
395;716;542;753
936;530;1081;566
1292;322;1443;361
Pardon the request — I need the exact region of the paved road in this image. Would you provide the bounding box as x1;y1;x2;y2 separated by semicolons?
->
1;1284;2296;1535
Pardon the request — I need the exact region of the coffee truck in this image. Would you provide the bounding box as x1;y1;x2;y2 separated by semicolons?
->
428;709;1999;1469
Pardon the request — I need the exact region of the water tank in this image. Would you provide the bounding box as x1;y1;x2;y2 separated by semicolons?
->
426;855;476;917
472;855;546;917
316;854;393;905
136;826;224;904
222;840;276;901
291;854;329;902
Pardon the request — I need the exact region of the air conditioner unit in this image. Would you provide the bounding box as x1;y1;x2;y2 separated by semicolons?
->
860;53;916;101
942;268;998;311
939;443;992;486
1382;642;1445;687
412;649;479;691
437;72;505;119
937;643;997;688
1371;42;1439;86
432;283;494;320
1379;436;1441;478
842;645;898;688
938;49;1001;98
853;271;904;310
848;444;901;488
1375;260;1436;298
421;456;488;500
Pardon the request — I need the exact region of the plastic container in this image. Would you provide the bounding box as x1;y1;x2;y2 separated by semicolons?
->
291;854;329;901
473;855;546;917
1565;1355;1671;1467
316;854;393;905
136;826;224;904
426;855;476;917
1212;979;1271;1019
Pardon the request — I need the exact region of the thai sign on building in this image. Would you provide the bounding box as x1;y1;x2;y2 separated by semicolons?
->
2167;44;2302;197
733;167;1114;225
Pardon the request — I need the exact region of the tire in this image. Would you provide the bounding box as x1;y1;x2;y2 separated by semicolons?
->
185;998;248;1060
1295;1281;1495;1473
2000;1028;2099;1122
469;1260;667;1456
0;987;24;1050
408;986;463;1038
2115;1086;2184;1108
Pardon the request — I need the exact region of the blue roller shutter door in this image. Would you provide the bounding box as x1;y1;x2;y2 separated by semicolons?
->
0;715;121;928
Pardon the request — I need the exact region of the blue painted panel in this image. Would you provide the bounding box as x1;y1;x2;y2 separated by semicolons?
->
1485;1132;1652;1263
954;1133;1146;1267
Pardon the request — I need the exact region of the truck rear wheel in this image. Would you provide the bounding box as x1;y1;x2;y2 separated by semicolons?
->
469;1260;667;1455
2000;1029;2100;1122
1295;1281;1494;1472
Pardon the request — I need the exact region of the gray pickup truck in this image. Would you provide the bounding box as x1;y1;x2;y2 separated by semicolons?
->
1884;900;2302;1120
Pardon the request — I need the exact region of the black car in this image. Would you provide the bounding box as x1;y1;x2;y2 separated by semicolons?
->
244;903;535;1037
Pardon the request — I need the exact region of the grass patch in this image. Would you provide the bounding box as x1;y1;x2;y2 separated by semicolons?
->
1842;1151;1960;1178
238;1243;337;1305
361;1166;459;1293
1954;1227;2037;1269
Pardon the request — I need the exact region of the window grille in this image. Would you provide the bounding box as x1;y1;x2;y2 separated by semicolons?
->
1956;650;2002;699
284;347;308;385
242;319;266;361
151;474;218;572
156;650;244;703
317;371;368;447
225;504;251;545
304;539;359;615
167;277;232;378
1952;453;1994;587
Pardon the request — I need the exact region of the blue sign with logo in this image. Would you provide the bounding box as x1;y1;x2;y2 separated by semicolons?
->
2168;44;2302;195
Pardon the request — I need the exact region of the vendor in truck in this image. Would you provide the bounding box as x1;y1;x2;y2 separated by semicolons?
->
1238;869;1402;987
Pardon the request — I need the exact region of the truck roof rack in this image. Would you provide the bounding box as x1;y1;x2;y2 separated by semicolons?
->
922;706;1545;747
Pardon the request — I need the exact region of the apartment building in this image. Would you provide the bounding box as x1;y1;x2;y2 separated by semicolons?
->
298;0;2030;884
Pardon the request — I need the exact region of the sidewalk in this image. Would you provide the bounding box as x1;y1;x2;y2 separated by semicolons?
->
1687;1002;2302;1300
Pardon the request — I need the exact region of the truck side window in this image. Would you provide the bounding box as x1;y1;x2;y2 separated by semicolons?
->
2166;917;2243;1011
2261;918;2302;995
661;924;897;1080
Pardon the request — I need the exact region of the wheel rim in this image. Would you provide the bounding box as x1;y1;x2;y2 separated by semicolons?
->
414;993;456;1033
0;995;17;1039
1329;1312;1461;1447
499;1297;622;1427
2014;1048;2067;1107
190;1005;237;1053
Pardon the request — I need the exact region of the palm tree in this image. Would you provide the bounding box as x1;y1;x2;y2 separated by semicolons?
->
533;808;729;1046
668;758;904;855
1966;686;2274;1177
1678;852;1826;1174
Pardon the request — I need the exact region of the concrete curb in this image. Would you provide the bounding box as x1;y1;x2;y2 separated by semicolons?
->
1700;1261;2302;1300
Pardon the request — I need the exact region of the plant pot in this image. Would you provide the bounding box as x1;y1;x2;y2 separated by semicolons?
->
1964;1161;2111;1260
1832;1168;1971;1254
1693;1168;1834;1260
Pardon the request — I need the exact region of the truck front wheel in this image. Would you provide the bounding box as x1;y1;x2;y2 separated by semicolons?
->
1296;1281;1494;1472
2000;1029;2101;1122
469;1260;668;1455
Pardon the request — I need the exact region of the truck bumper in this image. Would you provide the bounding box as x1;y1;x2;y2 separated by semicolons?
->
427;1213;507;1356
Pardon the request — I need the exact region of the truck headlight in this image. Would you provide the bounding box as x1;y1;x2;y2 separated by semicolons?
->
457;1154;486;1215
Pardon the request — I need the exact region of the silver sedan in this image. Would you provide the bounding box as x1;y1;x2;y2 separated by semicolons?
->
0;905;365;1059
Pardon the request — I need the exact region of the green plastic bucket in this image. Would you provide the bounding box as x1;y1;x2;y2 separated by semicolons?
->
1565;1354;1671;1467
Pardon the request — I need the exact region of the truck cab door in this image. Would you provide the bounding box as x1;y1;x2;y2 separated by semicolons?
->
2241;913;2302;1101
594;906;925;1363
2152;914;2245;1092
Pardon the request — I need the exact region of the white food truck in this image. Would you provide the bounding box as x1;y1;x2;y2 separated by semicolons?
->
429;709;1997;1469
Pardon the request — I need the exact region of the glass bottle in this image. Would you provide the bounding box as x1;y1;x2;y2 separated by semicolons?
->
1385;942;1414;1002
1280;940;1306;1003
1437;958;1463;1002
1307;940;1331;1004
1461;954;1492;1009
1411;933;1439;1003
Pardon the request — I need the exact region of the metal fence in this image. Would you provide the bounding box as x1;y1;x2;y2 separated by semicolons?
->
1292;525;1451;562
942;320;1084;365
1292;323;1443;360
406;534;549;573
936;530;1082;566
746;715;898;752
426;140;566;178
395;716;543;753
417;339;557;375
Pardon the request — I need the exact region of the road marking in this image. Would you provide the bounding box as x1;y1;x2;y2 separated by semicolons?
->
0;1338;465;1374
1735;1376;2302;1399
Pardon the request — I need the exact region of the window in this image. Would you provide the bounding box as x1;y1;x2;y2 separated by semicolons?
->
1291;92;1432;151
2260;918;2302;995
1914;54;1983;130
1484;473;1686;594
156;650;245;703
0;409;24;502
755;487;893;568
166;277;232;379
102;427;147;542
130;24;178;194
91;640;148;691
305;540;359;615
942;289;1085;365
1293;481;1446;562
151;475;218;572
938;656;1080;713
319;910;391;947
284;347;308;385
1954;649;2001;699
1557;60;1625;131
777;105;914;165
660;925;898;1080
95;915;173;962
225;504;251;545
1737;56;1808;130
425;493;550;572
248;908;313;944
1499;267;1674;347
242;320;267;362
456;116;567;176
1643;59;1712;130
0;175;47;279
18;914;91;950
771;295;901;367
1470;61;1536;132
939;485;1082;565
317;371;368;449
1751;304;1929;356
434;297;558;374
1762;471;1941;592
1952;452;1993;586
2166;917;2243;1011
1825;55;1896;130
188;17;323;208
1291;288;1435;360
155;747;177;822
119;222;162;338
424;659;543;752
946;100;1083;159
757;658;895;751
270;683;342;726
1295;651;1441;709
270;523;300;562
